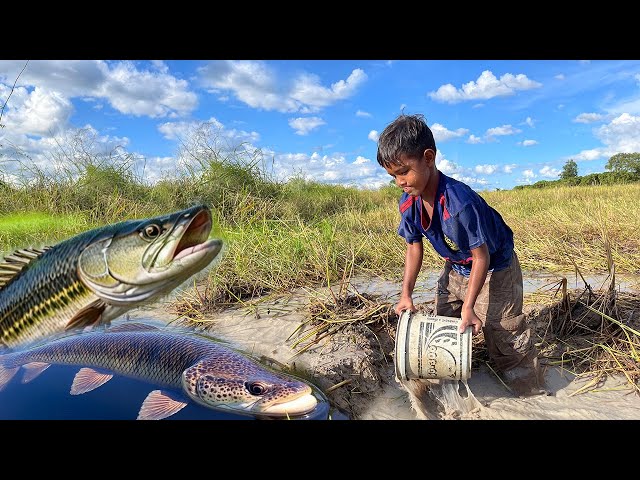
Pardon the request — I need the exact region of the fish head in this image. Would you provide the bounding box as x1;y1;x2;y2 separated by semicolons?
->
182;356;318;418
77;204;223;305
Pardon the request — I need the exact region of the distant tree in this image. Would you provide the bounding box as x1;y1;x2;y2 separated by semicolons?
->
605;153;640;175
560;159;578;179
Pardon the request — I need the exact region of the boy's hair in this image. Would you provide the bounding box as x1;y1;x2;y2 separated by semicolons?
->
376;113;437;168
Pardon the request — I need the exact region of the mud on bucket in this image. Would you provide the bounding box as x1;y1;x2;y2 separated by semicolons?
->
395;311;472;381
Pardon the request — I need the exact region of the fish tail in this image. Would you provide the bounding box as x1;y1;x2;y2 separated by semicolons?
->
0;355;20;392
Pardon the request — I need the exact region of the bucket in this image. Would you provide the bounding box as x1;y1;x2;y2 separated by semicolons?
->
395;310;472;381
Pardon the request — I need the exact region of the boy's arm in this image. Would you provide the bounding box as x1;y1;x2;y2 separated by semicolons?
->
459;242;490;334
396;240;423;315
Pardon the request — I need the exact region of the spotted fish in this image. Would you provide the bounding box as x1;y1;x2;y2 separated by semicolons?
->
0;323;318;419
0;205;223;349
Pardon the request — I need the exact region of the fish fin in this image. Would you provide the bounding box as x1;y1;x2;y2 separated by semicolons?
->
105;322;160;333
137;389;188;420
21;362;51;384
0;247;52;289
0;363;19;392
65;300;107;331
70;367;114;395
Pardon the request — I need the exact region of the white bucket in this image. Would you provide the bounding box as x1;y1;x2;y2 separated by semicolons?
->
395;310;472;381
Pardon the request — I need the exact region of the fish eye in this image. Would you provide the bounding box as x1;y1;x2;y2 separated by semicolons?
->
141;224;161;240
245;381;268;396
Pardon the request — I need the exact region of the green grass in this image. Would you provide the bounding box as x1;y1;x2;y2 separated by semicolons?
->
2;136;640;310
0;212;90;256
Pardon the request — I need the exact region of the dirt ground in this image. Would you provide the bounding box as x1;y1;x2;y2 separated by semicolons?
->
130;271;640;421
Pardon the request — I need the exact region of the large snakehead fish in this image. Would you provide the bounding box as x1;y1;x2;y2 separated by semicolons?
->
0;323;318;419
0;204;222;350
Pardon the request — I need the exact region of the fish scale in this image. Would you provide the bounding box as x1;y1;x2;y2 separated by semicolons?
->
0;326;318;419
0;205;223;350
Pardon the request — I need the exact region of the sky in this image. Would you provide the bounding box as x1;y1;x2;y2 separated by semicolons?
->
1;59;640;191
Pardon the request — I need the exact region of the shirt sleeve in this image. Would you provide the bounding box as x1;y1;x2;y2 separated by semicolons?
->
454;203;487;251
397;214;423;244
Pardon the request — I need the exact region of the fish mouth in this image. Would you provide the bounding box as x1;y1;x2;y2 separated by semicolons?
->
259;391;318;417
171;208;220;261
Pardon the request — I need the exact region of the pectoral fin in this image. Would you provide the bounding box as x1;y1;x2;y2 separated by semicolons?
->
65;300;107;331
21;362;51;384
137;390;188;420
0;364;19;392
70;367;114;395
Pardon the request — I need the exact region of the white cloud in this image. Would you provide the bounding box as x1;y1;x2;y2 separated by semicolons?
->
522;169;536;179
0;60;198;121
368;130;379;142
524;117;535;127
356;109;371;117
1;86;73;136
437;158;462;175
485;124;522;138
158;117;260;145
555;74;565;80
353;156;369;164
540;166;561;178
430;123;469;143
573;112;604;123
467;135;483;144
557;104;565;110
288;116;326;135
451;174;489;186
519;139;538;147
428;70;542;104
197;61;367;113
503;164;517;173
475;164;498;175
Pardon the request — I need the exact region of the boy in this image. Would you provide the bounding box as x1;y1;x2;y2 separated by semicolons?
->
377;113;545;397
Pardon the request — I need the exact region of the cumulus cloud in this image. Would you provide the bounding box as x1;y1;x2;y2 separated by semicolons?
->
197;61;367;113
265;150;389;189
573;112;604;123
540;166;561;178
0;60;198;122
1;86;73;136
368;130;379;142
485;124;522;138
288;116;326;135
430;123;469;143
571;113;640;162
503;164;517;173
519;139;538;146
475;164;499;175
555;74;565;80
524;117;535;127
356;109;371;117
158;117;260;144
428;70;542;104
467;134;483;144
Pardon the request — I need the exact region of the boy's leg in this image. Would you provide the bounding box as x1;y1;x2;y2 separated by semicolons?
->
435;261;464;317
474;252;546;396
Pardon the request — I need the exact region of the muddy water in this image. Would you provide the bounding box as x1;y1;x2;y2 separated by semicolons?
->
128;269;640;421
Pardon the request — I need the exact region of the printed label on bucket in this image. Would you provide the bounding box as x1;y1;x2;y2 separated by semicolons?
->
395;311;472;381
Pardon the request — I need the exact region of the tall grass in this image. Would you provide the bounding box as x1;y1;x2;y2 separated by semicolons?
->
1;131;639;307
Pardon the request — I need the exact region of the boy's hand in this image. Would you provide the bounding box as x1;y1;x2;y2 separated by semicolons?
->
395;295;416;316
459;307;483;335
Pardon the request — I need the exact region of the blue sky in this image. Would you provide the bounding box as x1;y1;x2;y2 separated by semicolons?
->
1;59;639;191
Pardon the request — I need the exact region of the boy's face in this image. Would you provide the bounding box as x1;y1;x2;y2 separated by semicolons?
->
384;149;436;197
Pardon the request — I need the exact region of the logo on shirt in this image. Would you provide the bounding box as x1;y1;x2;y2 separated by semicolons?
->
443;234;460;251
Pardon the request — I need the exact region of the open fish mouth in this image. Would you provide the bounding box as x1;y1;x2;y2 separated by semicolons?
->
172;208;218;261
259;391;318;417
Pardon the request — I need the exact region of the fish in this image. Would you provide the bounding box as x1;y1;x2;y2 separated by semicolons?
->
0;323;318;419
0;204;223;350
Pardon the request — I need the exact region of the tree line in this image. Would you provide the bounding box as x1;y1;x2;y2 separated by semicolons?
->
515;153;640;189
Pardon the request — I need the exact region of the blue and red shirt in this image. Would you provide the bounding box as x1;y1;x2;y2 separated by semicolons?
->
397;171;514;276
